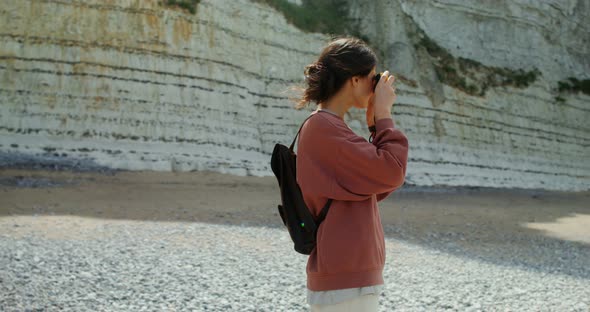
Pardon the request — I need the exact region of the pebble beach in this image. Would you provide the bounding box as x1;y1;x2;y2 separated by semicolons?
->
1;168;589;311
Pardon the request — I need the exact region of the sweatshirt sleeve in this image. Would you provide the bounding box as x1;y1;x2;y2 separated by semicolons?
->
325;117;409;201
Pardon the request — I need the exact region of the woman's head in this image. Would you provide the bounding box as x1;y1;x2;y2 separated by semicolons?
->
294;37;378;110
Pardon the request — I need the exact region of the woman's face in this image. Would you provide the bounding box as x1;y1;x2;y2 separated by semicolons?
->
351;66;377;110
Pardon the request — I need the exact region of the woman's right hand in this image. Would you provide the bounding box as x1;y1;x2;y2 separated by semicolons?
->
373;71;397;120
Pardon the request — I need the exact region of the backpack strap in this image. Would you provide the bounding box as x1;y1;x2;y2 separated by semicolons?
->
316;198;333;224
289;112;332;224
289;113;316;152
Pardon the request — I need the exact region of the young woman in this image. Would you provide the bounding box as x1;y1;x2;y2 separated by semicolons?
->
293;37;409;311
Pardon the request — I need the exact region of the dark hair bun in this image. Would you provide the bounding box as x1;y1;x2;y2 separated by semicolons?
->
304;62;325;77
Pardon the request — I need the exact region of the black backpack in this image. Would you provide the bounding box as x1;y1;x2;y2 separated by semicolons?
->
270;114;332;255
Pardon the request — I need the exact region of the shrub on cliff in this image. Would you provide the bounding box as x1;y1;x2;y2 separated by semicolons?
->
162;0;200;14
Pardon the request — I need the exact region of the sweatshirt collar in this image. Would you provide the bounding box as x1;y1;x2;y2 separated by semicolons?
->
315;108;344;120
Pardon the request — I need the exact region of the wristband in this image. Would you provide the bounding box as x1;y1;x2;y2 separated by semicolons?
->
368;131;375;143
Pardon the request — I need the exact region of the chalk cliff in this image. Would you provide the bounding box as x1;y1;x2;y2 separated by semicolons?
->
347;0;590;191
0;0;588;191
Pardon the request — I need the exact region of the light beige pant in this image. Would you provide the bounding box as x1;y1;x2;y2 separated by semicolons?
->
310;294;379;312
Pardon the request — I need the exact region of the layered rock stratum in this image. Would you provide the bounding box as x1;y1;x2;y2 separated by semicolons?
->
0;0;588;191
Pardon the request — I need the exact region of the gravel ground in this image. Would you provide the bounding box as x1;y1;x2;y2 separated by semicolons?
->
1;218;588;312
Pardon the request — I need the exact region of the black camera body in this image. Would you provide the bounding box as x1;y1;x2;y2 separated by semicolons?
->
372;73;382;91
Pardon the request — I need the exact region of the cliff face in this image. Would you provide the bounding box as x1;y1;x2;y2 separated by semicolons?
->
346;0;590;191
0;0;326;176
0;0;588;191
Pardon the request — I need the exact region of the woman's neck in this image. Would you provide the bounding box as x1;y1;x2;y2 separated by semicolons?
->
317;84;355;119
318;101;350;119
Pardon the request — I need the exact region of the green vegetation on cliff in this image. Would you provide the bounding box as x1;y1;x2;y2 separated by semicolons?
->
252;0;368;42
416;32;541;96
558;78;590;96
162;0;201;14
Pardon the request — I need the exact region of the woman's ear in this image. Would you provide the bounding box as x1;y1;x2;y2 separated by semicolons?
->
351;76;360;88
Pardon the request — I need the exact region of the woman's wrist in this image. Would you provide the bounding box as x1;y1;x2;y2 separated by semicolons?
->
374;109;391;121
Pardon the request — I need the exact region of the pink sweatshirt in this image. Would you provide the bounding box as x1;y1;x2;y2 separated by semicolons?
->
296;109;409;291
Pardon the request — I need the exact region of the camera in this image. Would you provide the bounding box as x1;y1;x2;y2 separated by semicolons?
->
372;73;382;92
